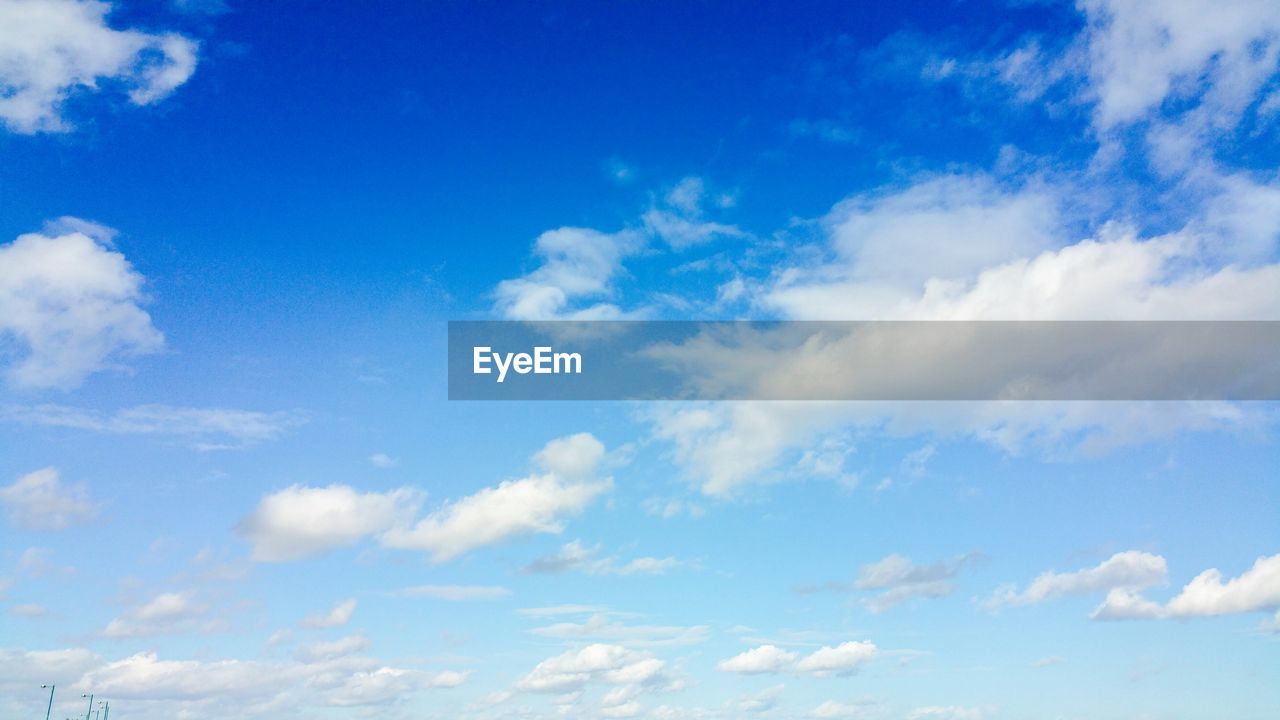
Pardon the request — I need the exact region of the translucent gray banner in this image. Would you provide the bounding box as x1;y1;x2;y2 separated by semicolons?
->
447;321;1280;401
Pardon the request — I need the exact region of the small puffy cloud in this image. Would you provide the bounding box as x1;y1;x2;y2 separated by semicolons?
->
987;551;1167;608
516;643;665;693
794;641;878;677
716;645;798;674
0;0;198;133
1092;552;1280;621
302;598;357;628
369;453;397;469
11;603;49;618
102;590;207;638
392;584;511;601
239;486;422;562
0;467;95;530
382;433;612;562
0;220;163;389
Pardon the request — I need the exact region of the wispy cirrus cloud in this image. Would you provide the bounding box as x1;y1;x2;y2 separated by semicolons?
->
1;403;308;450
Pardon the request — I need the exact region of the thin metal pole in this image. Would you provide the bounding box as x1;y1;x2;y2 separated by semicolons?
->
42;685;55;720
82;694;92;720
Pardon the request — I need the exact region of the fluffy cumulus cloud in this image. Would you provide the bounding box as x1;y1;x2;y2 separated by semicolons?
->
0;219;164;389
1093;552;1280;622
987;551;1168;609
239;432;612;563
238;485;422;562
0;467;96;530
0;0;198;133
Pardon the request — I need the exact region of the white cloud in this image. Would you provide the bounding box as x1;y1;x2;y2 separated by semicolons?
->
794;641;878;677
811;700;874;718
80;651;286;701
0;220;163;388
528;612;709;647
0;0;198;133
102;590;207;638
301;598;357;628
909;706;987;720
492;176;743;319
988;551;1168;608
0;467;95;530
1093;552;1280;621
392;584;511;601
11;603;49;618
1076;0;1280;131
369;453;397;469
239;485;422;562
716;644;798;674
734;684;784;713
381;433;612;561
0;403;308;449
521;539;678;576
848;553;979;612
239;433;613;564
293;635;370;664
0;647;99;691
326;667;468;706
1;643;467;714
495;227;645;320
516;643;666;693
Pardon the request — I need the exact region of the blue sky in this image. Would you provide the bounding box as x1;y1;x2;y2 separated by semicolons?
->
1;1;1279;719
